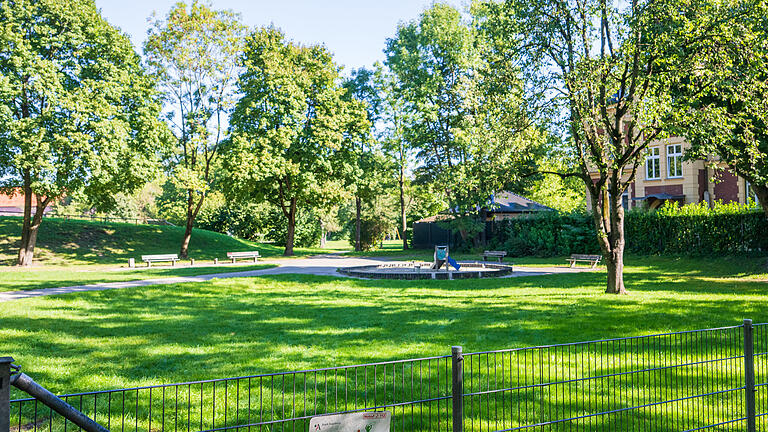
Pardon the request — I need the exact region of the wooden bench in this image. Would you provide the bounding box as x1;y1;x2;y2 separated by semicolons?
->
482;250;507;262
141;254;179;267
227;251;261;263
567;254;602;268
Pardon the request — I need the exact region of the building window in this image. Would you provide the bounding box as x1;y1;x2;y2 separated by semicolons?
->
746;181;759;206
646;147;660;180
667;144;683;178
622;192;629;210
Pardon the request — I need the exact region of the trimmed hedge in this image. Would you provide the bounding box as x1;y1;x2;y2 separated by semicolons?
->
487;203;768;257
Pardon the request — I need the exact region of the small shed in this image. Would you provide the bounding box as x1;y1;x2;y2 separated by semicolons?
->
412;192;552;248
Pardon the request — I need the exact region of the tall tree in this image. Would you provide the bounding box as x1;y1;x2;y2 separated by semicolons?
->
385;3;542;244
144;1;245;258
0;0;166;266
376;67;412;250
484;0;748;293
669;0;768;215
222;27;369;256
342;68;384;251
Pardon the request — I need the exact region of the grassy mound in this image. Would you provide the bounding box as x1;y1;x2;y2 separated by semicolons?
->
0;216;342;266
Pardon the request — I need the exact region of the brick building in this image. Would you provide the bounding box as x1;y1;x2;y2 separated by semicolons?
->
586;136;759;210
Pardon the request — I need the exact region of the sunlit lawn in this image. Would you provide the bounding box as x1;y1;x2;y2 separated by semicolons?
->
0;263;276;291
4;254;767;395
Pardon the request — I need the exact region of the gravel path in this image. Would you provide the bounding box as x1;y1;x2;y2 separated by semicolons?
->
0;255;596;302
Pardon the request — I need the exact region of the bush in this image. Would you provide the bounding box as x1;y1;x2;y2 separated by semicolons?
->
348;217;391;251
264;208;322;248
487;201;768;257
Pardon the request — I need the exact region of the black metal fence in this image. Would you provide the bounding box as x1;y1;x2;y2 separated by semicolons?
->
7;320;768;432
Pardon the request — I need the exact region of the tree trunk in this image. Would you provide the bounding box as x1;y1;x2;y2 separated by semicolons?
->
605;188;627;294
320;220;327;249
17;171;47;266
284;197;297;256
589;186;628;295
399;165;408;250
354;197;362;252
753;183;768;217
180;189;204;259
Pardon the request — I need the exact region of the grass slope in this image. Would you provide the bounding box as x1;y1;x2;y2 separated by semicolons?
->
0;216;346;266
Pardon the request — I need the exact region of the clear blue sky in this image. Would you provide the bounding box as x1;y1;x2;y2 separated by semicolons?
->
96;0;466;73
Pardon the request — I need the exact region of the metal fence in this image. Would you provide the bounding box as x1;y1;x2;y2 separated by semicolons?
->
6;320;768;432
0;210;172;226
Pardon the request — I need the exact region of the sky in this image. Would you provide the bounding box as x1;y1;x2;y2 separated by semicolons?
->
96;0;467;74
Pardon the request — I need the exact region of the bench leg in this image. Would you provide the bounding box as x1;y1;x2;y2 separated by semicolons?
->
147;261;151;268
497;257;503;263
591;261;598;269
172;260;175;266
569;261;575;268
253;256;258;263
232;258;236;264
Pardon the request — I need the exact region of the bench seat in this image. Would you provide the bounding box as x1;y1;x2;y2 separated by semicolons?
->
567;254;602;268
141;254;179;267
482;250;507;262
227;251;261;263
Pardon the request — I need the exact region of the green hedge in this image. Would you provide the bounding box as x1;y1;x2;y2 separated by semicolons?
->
488;202;768;257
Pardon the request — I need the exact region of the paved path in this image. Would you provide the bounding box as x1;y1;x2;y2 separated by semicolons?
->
0;255;596;302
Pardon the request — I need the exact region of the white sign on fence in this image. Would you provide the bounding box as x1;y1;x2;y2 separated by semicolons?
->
309;411;391;432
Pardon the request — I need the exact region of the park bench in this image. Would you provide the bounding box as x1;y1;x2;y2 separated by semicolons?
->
227;251;261;263
567;254;602;268
141;254;179;267
482;250;507;262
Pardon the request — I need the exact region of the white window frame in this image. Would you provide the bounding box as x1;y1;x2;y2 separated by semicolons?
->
621;192;629;210
666;144;683;178
646;147;661;180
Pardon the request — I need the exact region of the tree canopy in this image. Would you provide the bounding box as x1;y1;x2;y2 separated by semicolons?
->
0;0;167;265
222;27;370;256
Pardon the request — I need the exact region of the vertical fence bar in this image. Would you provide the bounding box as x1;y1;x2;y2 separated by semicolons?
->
744;319;756;432
0;357;13;432
451;346;463;432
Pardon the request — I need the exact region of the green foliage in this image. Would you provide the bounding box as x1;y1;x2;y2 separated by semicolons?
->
347;217;390;251
384;3;543;214
666;0;768;213
0;0;167;208
264;208;322;248
222;27;369;254
143;1;246;254
489;212;597;257
489;202;768;257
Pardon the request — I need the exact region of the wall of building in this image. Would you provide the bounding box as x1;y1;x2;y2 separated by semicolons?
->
585;137;751;210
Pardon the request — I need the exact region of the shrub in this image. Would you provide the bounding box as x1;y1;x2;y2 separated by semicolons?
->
486;201;768;257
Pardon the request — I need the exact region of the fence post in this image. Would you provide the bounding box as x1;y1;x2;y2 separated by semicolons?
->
451;346;463;432
744;319;756;432
1;356;13;432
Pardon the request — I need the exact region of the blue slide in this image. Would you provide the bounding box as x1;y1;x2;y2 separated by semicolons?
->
446;256;461;271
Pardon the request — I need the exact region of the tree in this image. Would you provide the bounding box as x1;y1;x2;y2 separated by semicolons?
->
376;66;412;249
385;3;543;245
482;0;747;293
0;0;166;266
669;0;768;216
342;68;385;251
144;1;245;258
222;27;369;256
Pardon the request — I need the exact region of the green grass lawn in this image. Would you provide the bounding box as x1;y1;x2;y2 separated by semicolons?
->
4;254;767;431
0;263;275;291
4;254;766;392
0;216;348;267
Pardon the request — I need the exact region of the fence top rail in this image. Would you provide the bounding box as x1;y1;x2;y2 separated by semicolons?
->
11;353;451;402
462;324;751;357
